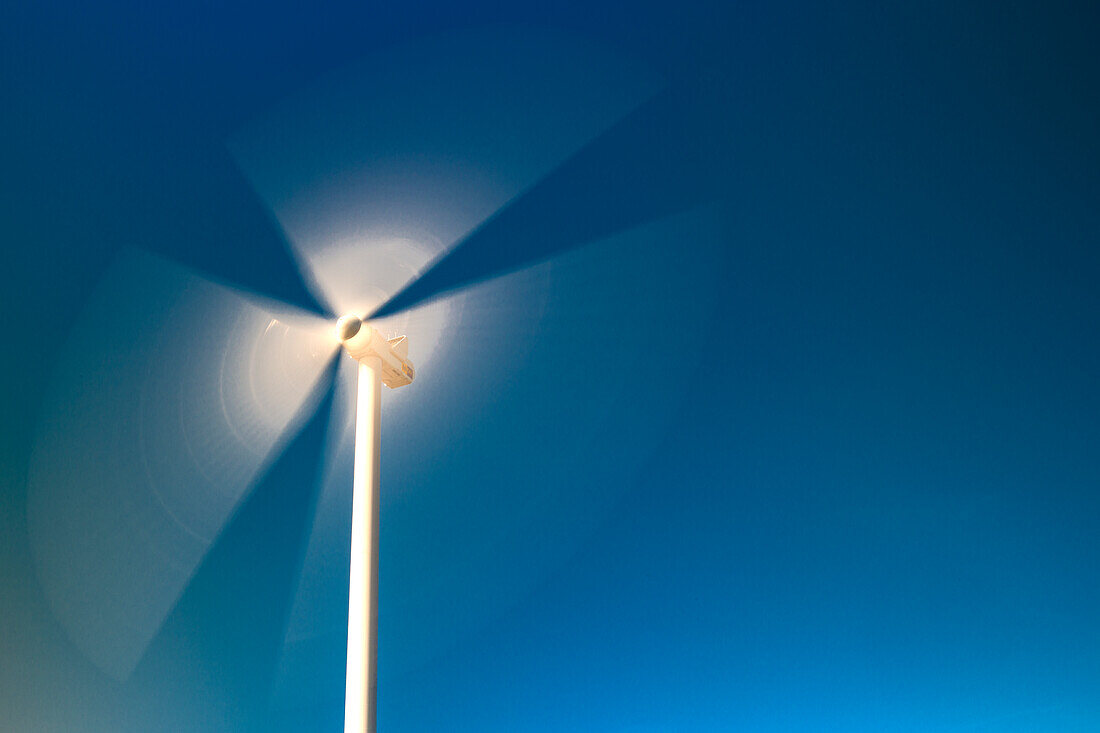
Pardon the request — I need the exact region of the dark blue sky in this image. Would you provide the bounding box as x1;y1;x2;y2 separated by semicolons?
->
2;1;1099;731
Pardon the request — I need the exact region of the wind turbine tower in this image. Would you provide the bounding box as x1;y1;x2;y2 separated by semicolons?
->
335;314;415;733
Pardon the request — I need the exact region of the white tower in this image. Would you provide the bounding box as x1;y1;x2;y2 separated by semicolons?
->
336;314;415;733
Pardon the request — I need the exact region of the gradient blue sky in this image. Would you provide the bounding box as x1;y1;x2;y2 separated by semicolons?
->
2;1;1100;731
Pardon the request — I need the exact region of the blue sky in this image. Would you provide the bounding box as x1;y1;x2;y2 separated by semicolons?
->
2;1;1100;731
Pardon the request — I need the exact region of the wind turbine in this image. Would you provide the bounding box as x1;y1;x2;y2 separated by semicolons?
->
27;25;720;733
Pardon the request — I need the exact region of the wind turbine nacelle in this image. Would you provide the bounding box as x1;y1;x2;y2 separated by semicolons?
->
336;315;415;388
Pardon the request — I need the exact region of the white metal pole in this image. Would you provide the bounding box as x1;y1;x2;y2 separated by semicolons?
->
345;356;382;733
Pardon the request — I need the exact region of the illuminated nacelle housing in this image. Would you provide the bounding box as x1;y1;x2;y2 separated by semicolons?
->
336;315;416;388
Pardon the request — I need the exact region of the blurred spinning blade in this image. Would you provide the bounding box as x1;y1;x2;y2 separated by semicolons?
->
370;84;724;319
229;25;657;320
26;251;339;680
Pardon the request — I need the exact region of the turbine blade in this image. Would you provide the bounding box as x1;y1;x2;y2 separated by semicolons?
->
229;25;658;320
370;85;724;318
26;250;340;680
271;356;357;708
146;144;332;317
125;374;339;728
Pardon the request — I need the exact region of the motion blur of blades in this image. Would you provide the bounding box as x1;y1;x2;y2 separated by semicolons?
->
229;25;658;321
371;85;726;319
26;250;339;680
271;355;359;705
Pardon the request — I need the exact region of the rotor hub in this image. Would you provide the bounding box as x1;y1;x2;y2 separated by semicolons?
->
336;314;415;388
336;314;363;341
